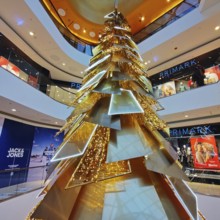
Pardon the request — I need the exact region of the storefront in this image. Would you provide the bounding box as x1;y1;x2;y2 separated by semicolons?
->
150;47;220;99
169;123;220;183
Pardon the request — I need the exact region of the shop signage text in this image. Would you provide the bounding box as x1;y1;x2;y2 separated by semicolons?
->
170;125;214;137
159;59;197;79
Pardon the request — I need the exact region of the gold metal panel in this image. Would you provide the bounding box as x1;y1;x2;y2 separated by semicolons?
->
138;75;153;94
69;181;106;220
68;93;102;117
92;44;102;56
111;71;133;81
168;177;198;220
106;115;152;162
65;127;130;189
85;97;121;130
51;122;97;162
84;54;111;72
30;158;82;220
38;159;73;197
144;151;188;181
79;70;107;92
102;158;167;220
147;170;191;220
43;160;60;183
65;127;109;188
93;78;121;94
108;90;144;115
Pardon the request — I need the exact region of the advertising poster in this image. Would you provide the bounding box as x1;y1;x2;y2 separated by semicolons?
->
153;81;176;99
0;119;35;187
27;127;64;182
204;65;220;84
190;136;220;169
29;127;64;167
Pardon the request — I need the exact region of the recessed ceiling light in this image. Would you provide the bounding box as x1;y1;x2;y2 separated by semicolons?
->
89;31;96;37
29;31;34;36
11;108;16;112
55;122;58;124
83;29;86;33
215;26;220;31
73;23;80;30
184;115;189;118
58;8;66;17
140;16;145;22
62;62;66;66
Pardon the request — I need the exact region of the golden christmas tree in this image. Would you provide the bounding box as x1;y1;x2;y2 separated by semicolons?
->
28;10;200;220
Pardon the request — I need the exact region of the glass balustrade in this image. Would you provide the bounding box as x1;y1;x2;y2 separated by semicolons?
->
0;166;47;201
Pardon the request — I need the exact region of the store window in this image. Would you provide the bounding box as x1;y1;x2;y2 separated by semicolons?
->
150;47;220;99
169;123;220;183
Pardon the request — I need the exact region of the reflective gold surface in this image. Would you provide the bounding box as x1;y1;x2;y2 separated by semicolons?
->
107;115;152;163
84;97;121;130
52;122;97;162
108;90;144;115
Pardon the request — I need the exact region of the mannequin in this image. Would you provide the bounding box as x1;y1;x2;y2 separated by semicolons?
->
188;76;194;89
179;82;186;92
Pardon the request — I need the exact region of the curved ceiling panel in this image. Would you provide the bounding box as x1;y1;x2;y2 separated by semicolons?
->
42;0;183;44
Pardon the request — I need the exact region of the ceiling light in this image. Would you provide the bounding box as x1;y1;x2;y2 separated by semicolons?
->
57;8;66;17
16;18;24;26
62;62;66;66
215;26;220;31
83;29;86;33
140;16;145;22
89;31;96;37
29;31;34;36
55;122;58;124
11;109;16;112
167;0;171;2
184;115;189;118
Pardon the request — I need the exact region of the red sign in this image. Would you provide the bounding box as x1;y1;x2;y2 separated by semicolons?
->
190;136;220;169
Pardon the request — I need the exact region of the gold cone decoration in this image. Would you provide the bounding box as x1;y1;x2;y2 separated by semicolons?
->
28;9;200;220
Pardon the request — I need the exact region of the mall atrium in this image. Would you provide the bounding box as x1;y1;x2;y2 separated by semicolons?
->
0;0;220;219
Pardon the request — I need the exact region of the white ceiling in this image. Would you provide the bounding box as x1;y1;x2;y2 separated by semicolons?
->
0;96;65;129
0;0;220;128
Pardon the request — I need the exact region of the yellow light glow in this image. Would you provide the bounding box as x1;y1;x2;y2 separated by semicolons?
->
215;26;220;31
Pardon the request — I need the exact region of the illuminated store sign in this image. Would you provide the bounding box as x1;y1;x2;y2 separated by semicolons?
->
170;124;220;137
159;59;197;79
71;82;81;89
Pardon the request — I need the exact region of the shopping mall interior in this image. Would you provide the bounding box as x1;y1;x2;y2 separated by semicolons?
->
0;0;220;219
